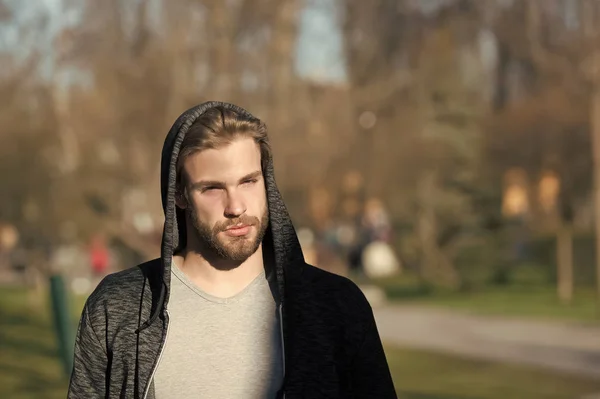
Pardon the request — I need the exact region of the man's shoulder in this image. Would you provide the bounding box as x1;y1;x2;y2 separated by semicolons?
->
301;263;360;289
85;258;162;311
299;263;372;314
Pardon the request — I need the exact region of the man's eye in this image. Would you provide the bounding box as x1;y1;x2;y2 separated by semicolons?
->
242;179;257;185
202;186;219;193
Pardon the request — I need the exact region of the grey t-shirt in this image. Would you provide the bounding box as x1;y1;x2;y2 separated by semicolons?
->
153;263;284;399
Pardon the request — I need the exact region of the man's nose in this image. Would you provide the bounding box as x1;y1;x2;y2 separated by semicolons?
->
224;190;246;218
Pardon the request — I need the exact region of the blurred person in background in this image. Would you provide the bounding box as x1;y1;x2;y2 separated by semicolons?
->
68;102;396;399
89;235;109;279
359;199;401;279
362;198;393;244
348;199;394;276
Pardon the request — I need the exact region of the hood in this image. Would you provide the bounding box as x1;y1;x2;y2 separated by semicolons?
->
139;101;305;331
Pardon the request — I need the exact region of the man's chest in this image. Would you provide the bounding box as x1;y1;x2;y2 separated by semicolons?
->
152;280;284;398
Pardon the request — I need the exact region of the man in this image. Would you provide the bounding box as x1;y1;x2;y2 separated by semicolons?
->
68;102;397;398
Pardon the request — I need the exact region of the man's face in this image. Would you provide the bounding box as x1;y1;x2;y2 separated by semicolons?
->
179;137;269;264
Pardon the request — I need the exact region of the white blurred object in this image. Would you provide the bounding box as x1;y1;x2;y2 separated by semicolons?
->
297;227;315;248
71;277;92;295
51;244;86;274
358;111;377;129
362;241;401;279
297;227;317;265
336;224;355;247
0;224;19;250
359;285;387;308
133;212;155;234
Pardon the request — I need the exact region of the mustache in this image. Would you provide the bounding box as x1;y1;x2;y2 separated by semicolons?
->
214;215;260;232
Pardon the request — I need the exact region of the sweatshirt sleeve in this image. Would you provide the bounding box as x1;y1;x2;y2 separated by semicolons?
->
351;299;398;398
67;303;108;398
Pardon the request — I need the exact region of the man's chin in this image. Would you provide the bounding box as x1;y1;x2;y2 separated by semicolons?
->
211;250;255;267
213;237;260;262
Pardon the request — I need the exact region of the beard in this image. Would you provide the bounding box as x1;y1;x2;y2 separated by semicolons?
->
187;206;269;266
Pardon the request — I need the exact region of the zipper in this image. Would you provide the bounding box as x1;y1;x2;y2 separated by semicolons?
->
142;310;170;399
278;302;286;399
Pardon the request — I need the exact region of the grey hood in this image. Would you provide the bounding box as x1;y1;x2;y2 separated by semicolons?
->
139;101;305;330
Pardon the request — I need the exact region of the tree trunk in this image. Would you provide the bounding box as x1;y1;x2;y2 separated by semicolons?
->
207;0;236;99
416;172;461;289
592;83;600;302
493;43;510;112
269;0;300;102
580;0;600;304
556;223;573;304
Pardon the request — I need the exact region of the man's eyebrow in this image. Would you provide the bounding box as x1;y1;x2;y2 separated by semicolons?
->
189;171;262;190
239;170;262;182
190;179;225;190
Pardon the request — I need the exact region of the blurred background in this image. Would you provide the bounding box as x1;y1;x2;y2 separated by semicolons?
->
2;0;600;398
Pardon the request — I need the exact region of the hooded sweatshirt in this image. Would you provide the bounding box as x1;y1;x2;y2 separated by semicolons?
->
68;101;397;399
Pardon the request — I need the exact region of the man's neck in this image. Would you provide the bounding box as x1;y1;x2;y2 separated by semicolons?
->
173;246;264;299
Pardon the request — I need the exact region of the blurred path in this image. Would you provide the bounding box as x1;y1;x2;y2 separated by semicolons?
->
374;304;600;378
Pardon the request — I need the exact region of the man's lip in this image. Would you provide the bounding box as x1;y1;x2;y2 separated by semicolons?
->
225;224;251;231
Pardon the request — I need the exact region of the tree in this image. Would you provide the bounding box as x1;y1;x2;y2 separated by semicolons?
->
521;0;598;302
341;0;500;288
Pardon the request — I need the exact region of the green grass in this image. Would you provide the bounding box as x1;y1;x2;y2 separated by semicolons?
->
0;286;78;399
413;286;600;323
370;273;600;324
2;286;600;399
386;345;600;399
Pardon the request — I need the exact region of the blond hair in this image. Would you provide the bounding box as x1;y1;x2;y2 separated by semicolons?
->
176;106;271;189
